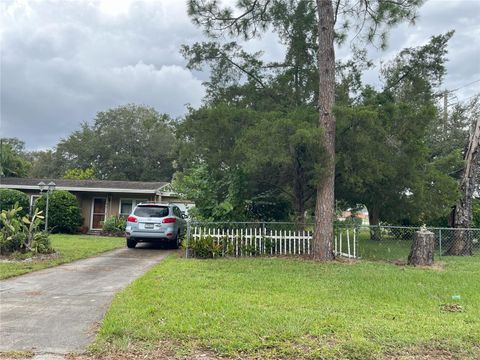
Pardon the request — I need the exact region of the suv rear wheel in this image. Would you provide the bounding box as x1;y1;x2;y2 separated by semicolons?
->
171;235;180;249
127;238;137;249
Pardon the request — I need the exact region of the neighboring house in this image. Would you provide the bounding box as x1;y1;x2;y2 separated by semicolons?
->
0;178;194;231
337;208;369;225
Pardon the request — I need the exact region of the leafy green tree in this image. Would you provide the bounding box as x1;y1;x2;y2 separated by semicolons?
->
174;164;247;221
335;33;459;228
175;104;326;222
35;191;82;233
187;0;424;260
0;138;31;177
63;167;97;180
175;105;262;221
237;107;325;223
28;150;64;178
56;104;175;181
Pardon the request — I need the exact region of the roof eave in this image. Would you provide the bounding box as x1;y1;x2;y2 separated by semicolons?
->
0;184;157;194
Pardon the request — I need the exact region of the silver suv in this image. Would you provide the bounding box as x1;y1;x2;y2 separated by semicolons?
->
125;203;187;249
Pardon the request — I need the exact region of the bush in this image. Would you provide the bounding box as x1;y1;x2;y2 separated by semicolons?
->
35;191;83;233
0;206;26;254
101;216;126;236
0;205;52;255
184;235;228;258
0;189;29;216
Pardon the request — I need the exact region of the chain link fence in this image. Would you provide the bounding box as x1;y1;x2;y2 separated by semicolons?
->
184;221;480;260
353;225;480;260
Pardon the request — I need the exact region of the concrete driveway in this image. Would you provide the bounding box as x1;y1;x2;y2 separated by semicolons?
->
0;244;171;355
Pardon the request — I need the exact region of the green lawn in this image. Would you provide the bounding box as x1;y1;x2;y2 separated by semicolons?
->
359;235;412;260
0;234;125;279
94;255;480;359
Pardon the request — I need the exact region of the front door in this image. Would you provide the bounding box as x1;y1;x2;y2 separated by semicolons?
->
91;198;106;229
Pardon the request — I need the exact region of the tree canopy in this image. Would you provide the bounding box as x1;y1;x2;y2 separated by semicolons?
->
54;104;175;181
0;138;31;178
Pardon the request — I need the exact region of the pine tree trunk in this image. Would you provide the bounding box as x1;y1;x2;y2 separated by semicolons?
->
447;117;479;256
312;0;335;261
408;229;435;266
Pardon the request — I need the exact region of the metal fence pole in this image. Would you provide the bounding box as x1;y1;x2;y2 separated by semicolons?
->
186;220;191;259
438;229;442;259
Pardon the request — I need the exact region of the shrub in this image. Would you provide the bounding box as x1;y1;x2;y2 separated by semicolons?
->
0;206;26;254
30;231;52;254
184;235;234;258
0;205;52;255
101;216;126;236
0;189;29;216
35;191;82;233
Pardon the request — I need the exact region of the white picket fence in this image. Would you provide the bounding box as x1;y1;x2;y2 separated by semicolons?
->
189;225;358;258
334;227;358;258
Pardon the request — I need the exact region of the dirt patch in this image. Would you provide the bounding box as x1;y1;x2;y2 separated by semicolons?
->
382;345;479;359
334;257;358;264
0;252;60;264
72;352;225;360
0;351;34;359
392;260;446;271
25;291;44;296
440;303;464;313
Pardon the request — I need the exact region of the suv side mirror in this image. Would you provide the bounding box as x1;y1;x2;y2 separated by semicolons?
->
181;212;188;219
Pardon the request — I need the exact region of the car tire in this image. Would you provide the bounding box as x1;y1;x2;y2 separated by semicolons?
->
171;235;180;249
126;238;137;249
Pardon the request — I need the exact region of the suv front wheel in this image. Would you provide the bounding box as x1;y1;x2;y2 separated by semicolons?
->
127;238;137;249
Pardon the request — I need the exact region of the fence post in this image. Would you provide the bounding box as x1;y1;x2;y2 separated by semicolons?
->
438;229;442;259
185;220;191;259
347;227;351;258
353;227;356;258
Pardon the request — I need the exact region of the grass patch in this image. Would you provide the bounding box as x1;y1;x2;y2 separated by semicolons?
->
0;234;125;279
0;351;34;359
94;255;480;359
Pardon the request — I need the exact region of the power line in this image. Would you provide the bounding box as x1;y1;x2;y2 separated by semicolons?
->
433;80;480;98
447;93;479;108
448;79;480;93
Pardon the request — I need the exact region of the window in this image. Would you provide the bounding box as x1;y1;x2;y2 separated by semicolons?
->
119;199;147;216
134;205;169;218
120;201;133;216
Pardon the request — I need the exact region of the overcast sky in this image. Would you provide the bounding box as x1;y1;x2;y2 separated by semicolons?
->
1;0;479;151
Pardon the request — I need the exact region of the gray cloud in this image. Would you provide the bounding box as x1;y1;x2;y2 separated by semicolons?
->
1;0;205;150
1;0;479;150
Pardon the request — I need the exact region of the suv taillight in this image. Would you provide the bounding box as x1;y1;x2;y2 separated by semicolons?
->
127;215;138;223
162;217;177;223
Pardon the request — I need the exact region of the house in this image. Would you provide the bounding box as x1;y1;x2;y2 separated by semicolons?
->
337;208;369;225
0;178;193;231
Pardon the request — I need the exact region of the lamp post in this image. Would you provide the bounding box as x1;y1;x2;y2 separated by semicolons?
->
38;181;56;231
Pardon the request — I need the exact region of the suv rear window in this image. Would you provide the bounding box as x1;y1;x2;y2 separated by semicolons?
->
134;205;169;218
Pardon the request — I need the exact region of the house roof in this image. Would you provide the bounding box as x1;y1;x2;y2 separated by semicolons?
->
0;177;169;194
